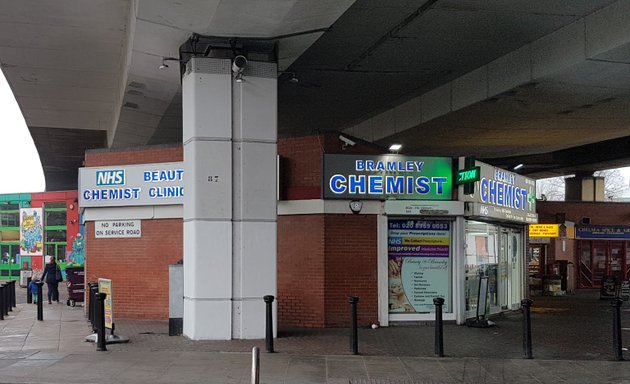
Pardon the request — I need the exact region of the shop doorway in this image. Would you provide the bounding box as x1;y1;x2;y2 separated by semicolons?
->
578;241;628;288
465;222;523;318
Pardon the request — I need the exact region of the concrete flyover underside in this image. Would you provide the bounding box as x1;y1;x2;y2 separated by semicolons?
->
1;0;630;188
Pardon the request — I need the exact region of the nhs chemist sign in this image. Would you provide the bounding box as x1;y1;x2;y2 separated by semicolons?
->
459;158;538;224
79;162;184;207
323;155;453;200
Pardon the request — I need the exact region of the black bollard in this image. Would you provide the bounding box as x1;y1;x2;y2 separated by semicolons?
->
95;292;107;351
433;297;445;357
521;299;533;359
89;284;99;332
36;282;44;321
349;296;359;355
5;282;11;315
9;280;16;308
263;295;274;353
0;284;4;320
1;283;7;317
26;277;32;304
612;298;624;361
3;283;8;316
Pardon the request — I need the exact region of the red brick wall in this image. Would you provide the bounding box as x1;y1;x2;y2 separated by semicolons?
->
324;214;378;327
537;201;630;225
85;219;182;319
277;213;379;328
84;144;182;167
278;133;384;200
277;215;326;327
84;144;183;320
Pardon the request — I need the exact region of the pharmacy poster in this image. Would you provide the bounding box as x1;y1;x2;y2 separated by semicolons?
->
388;219;450;313
19;208;43;256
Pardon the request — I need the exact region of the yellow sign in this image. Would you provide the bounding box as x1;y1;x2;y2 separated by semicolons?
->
98;278;114;329
529;224;559;238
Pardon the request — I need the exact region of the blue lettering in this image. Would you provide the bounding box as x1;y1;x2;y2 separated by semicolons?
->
368;176;383;194
432;177;447;194
415;177;430;194
480;178;489;201
329;175;346;194
385;176;404;194
355;160;365;171
349;175;366;194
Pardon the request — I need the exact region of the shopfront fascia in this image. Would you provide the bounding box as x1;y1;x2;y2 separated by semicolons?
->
458;159;538;320
321;155;463;326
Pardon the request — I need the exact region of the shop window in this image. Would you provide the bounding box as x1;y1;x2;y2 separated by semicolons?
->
44;202;66;209
45;210;66;227
465;221;499;314
45;243;67;262
0;203;19;227
387;219;452;315
45;229;66;243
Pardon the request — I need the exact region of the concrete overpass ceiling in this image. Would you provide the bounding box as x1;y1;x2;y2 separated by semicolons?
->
2;0;630;190
111;0;357;149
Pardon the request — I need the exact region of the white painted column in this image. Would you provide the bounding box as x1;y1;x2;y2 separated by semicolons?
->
182;57;277;340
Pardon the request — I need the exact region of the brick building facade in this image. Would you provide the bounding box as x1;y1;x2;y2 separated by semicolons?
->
83;145;183;320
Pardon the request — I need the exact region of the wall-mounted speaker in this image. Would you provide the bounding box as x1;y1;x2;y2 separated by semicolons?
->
581;217;591;225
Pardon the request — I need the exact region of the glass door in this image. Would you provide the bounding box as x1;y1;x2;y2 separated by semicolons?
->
499;231;509;310
609;242;625;280
592;242;607;286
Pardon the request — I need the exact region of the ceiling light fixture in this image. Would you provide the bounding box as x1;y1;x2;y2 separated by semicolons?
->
389;144;402;153
158;57;181;70
513;163;524;171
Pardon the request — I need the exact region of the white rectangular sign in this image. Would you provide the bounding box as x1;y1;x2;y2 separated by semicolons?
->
95;220;141;238
79;162;183;208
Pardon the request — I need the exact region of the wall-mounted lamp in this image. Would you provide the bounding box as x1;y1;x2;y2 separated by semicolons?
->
158;57;181;70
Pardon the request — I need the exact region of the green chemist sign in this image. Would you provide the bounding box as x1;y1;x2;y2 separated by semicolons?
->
323;155;453;200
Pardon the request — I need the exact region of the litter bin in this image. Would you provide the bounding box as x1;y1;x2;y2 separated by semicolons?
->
65;266;85;307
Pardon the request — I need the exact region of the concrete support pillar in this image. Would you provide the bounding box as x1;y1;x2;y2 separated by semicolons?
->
182;57;277;340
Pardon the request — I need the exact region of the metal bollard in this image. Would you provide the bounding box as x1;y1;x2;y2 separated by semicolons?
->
612;298;624;361
36;282;44;321
26;277;32;304
0;283;6;317
0;284;4;320
89;283;99;331
251;346;260;384
9;280;16;308
349;296;359;355
3;283;9;316
5;282;11;314
95;292;107;351
521;299;533;359
263;295;275;353
433;297;445;357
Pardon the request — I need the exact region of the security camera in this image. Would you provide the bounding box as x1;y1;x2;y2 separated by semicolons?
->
232;55;248;74
339;135;356;147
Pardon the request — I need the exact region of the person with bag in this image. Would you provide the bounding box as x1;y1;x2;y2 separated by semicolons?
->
41;255;62;304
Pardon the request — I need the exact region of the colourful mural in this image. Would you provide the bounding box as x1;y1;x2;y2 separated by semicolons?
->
20;208;43;256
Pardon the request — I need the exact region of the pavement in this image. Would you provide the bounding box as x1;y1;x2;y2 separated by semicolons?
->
0;285;629;384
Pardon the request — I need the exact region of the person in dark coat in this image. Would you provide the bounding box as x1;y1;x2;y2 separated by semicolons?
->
41;256;61;304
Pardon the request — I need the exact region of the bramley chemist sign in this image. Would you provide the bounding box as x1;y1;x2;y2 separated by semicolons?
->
79;162;184;208
323;155;453;200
